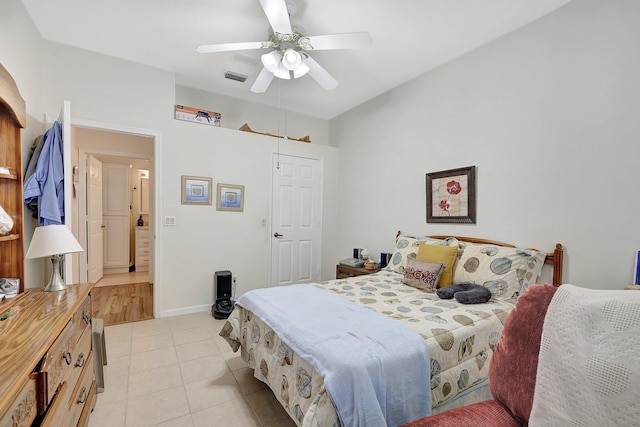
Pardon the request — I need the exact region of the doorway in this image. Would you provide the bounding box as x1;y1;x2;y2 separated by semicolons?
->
70;123;157;321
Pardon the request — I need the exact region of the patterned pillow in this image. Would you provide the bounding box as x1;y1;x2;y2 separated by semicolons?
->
452;241;547;301
386;234;458;274
403;258;447;293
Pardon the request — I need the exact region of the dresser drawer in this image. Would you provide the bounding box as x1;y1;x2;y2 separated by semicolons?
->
38;321;76;413
64;327;92;406
71;296;92;344
39;381;69;427
68;352;94;427
136;247;150;257
0;375;37;427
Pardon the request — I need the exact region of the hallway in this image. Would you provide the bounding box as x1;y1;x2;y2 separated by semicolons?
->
92;272;153;326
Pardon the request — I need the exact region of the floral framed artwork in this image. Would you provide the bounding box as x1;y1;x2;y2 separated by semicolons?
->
426;166;476;224
217;183;245;212
181;175;213;205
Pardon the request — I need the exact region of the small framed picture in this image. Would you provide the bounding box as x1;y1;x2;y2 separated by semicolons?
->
217;183;245;212
181;175;213;205
426;166;476;224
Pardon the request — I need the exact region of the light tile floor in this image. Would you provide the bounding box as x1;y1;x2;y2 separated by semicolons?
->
88;311;297;427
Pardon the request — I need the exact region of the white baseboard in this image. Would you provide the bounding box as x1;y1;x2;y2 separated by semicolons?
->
159;303;211;318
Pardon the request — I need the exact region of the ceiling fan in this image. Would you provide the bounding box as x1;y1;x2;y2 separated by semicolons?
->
196;0;372;93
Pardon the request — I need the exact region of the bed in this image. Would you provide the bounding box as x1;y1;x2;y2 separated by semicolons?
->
220;233;564;427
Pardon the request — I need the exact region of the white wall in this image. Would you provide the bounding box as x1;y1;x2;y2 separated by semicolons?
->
1;0;339;317
176;85;329;145
0;0;48;287
330;0;640;289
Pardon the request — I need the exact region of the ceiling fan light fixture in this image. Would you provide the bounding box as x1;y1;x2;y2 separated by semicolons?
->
293;62;310;78
273;63;291;79
261;51;281;72
282;48;302;70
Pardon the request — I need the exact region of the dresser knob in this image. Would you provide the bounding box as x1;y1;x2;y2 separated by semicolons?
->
63;351;72;365
77;387;87;404
75;353;85;368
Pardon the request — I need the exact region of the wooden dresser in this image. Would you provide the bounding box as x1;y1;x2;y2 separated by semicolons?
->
0;283;96;427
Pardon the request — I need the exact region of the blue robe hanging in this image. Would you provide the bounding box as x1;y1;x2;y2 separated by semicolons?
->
23;121;65;225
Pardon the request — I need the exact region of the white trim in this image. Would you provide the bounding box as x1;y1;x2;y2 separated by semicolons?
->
160;304;211;318
67;117;163;319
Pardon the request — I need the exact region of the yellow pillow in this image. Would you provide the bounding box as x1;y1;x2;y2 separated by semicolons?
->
416;243;458;288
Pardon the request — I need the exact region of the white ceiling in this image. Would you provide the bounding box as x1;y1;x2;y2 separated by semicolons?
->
21;0;571;120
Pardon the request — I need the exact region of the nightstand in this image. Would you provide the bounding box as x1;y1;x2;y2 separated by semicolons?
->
336;264;380;279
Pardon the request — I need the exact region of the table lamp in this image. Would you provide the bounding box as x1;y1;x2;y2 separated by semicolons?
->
25;224;84;292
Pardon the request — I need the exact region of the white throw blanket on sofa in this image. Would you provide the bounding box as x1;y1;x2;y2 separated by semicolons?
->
529;284;640;426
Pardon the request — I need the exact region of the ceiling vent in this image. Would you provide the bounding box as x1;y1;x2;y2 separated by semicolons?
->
224;71;248;83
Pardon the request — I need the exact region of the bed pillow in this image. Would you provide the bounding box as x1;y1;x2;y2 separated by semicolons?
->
403;258;447;293
452;242;547;301
416;243;459;288
386;234;458;274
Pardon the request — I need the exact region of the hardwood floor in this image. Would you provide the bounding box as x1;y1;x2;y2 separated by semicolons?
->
92;273;154;326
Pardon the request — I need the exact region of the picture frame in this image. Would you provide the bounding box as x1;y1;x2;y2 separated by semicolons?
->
426;166;476;224
216;183;245;212
181;175;212;205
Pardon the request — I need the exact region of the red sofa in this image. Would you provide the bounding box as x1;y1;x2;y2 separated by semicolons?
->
401;284;558;427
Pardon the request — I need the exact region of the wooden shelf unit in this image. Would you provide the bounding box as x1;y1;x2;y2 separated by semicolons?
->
0;63;26;293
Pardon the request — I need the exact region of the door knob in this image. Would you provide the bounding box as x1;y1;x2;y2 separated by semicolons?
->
273;232;283;238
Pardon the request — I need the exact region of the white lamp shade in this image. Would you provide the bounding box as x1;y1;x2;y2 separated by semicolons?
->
261;51;281;73
282;49;302;71
293;62;310;78
273;62;291;80
25;224;84;259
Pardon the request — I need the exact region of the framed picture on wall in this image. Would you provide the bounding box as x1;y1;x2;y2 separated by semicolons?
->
426;166;476;224
217;183;245;212
181;175;213;205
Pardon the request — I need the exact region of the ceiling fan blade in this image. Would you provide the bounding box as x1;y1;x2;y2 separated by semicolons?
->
251;67;276;93
304;32;373;51
196;41;267;54
258;0;292;34
302;55;338;90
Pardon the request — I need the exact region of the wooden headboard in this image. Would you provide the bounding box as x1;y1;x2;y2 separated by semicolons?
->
396;231;564;286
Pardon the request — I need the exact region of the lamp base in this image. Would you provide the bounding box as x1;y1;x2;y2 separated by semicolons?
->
44;255;67;292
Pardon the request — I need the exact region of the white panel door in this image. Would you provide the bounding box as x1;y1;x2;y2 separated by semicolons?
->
102;163;130;269
103;163;130;216
87;155;104;283
103;215;130;268
271;154;322;286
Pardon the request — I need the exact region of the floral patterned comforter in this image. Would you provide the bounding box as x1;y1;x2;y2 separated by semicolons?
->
220;271;515;426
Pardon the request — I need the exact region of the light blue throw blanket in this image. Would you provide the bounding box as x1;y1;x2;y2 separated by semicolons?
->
236;284;431;427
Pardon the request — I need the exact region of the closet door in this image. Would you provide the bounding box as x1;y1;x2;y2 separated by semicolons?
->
102;163;130;271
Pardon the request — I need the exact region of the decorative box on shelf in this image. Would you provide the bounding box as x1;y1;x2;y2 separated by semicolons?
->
174;104;221;127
